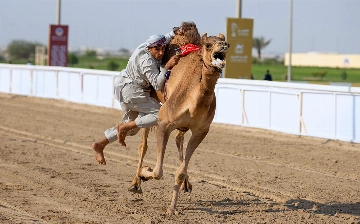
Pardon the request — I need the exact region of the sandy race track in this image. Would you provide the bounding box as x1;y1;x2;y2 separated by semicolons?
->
0;92;359;223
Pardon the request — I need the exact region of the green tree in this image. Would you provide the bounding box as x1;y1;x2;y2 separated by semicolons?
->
252;37;272;60
107;60;119;71
68;53;79;66
85;49;97;58
6;40;44;60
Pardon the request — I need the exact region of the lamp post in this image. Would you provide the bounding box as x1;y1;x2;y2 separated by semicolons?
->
57;0;61;25
287;0;293;82
236;0;242;18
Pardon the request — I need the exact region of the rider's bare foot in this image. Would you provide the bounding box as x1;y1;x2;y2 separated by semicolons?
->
92;139;108;165
116;124;128;147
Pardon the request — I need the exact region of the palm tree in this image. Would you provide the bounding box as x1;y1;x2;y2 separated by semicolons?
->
252;37;272;60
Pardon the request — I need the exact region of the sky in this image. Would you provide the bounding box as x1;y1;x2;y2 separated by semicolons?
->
0;0;359;55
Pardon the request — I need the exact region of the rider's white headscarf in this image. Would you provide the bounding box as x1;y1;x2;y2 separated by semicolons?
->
145;34;166;48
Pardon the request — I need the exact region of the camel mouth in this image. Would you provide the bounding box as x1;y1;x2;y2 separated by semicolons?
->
213;52;225;61
211;52;226;68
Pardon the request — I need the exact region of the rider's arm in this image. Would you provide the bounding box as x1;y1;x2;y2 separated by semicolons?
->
142;59;168;91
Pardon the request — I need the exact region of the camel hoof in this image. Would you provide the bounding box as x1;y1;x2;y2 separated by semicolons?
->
180;181;192;193
166;208;179;216
128;186;142;194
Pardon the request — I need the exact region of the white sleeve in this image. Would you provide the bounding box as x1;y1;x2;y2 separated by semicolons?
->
141;58;168;91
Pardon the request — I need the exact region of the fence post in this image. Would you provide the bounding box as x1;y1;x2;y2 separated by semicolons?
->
56;70;59;97
334;93;337;139
9;68;12;93
298;92;307;134
30;68;34;95
269;91;272;128
80;73;84;103
241;89;249;125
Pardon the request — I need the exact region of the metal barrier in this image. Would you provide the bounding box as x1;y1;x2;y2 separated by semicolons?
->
1;63;359;143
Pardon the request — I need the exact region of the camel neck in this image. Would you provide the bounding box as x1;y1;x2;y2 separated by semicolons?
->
200;63;221;94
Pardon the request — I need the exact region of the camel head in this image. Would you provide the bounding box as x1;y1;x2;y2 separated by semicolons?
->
162;21;201;65
201;33;229;70
173;21;201;47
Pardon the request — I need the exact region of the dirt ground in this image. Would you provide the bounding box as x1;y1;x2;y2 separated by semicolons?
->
0;92;359;224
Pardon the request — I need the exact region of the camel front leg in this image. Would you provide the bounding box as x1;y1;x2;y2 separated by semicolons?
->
128;128;150;193
168;128;209;215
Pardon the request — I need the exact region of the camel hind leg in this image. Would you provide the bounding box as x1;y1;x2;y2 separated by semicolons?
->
128;127;150;193
175;129;192;193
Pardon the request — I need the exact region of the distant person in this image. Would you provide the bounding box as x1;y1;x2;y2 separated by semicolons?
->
251;73;254;80
263;69;272;81
26;61;32;65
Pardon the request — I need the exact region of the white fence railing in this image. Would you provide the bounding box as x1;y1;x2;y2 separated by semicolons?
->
1;63;359;143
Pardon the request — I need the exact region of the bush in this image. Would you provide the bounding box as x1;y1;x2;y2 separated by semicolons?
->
263;58;282;65
341;70;347;80
311;70;327;80
252;57;258;64
0;54;5;62
85;50;97;58
68;53;79;66
107;60;119;71
252;57;283;65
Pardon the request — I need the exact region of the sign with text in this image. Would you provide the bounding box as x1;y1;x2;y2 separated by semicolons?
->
48;25;68;66
224;18;253;79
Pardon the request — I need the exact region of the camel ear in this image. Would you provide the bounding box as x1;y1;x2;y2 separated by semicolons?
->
201;33;208;43
218;33;225;41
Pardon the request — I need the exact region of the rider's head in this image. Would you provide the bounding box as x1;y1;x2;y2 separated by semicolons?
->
146;35;166;60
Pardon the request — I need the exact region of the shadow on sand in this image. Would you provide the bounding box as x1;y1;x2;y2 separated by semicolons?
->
285;198;360;217
182;197;279;215
181;197;360;219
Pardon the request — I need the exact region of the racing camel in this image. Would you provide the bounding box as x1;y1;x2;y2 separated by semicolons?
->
128;22;229;215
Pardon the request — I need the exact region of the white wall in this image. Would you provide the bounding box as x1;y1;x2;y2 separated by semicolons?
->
1;64;360;143
284;52;360;68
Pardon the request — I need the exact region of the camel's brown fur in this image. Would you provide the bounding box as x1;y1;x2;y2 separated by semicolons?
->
162;21;201;63
151;21;201;103
128;22;229;215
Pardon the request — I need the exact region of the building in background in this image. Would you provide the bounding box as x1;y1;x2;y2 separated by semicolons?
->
284;52;360;69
